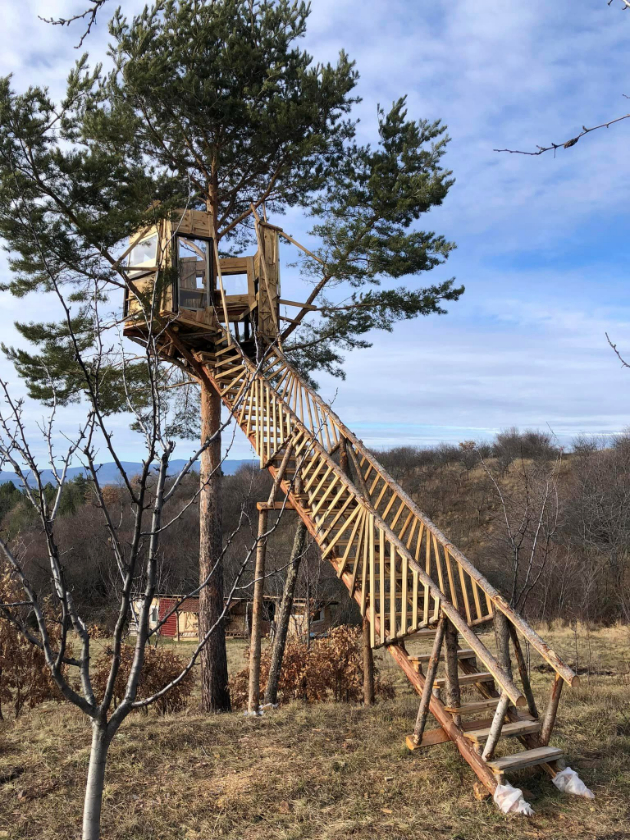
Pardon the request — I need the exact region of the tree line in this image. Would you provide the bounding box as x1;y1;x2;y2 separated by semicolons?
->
3;426;629;631
378;428;630;626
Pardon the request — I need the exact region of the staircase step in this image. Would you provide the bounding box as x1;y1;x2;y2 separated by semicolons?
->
464;720;541;744
435;671;493;688
410;648;475;664
487;746;564;775
444;698;501;714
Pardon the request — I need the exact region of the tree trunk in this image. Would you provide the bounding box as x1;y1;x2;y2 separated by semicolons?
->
362;615;375;705
247;509;268;714
199;381;231;712
82;721;110;840
264;518;307;705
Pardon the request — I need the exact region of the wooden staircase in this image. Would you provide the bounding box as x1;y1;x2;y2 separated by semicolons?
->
199;334;579;800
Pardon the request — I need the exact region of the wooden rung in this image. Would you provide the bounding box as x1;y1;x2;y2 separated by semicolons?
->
444;698;501;714
464;720;541;744
435;671;493;688
409;648;474;664
487;746;564;774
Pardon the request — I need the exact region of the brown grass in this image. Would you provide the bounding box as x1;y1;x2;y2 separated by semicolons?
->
0;625;628;839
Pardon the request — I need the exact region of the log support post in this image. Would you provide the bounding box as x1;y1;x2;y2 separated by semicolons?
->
482;691;510;761
540;674;563;745
247;442;294;715
247;508;268;714
362;615;375;705
444;618;461;727
412;614;446;745
508;624;539;719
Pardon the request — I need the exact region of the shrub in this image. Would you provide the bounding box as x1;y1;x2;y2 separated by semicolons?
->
92;645;194;715
0;570;66;719
230;625;395;708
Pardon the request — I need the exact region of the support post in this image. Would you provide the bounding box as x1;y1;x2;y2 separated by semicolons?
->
412;614;446;745
444;618;461;727
362;615;375;706
482;691;510;761
247;507;268;714
494;610;512;677
508;624;539;719
247;443;294;714
264;477;307;706
540;674;563;745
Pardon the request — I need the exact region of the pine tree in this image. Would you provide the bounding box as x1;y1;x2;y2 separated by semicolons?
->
0;0;461;711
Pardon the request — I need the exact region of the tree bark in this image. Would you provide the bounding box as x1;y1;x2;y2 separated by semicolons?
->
199;380;231;712
362;615;375;705
264;517;307;705
82;721;111;840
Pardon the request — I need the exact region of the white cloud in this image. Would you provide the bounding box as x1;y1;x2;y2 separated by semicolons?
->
1;0;629;460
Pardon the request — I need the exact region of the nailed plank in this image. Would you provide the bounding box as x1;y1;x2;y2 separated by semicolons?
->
465;720;541;744
487;746;563;774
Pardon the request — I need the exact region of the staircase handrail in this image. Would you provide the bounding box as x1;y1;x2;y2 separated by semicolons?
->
255;344;578;688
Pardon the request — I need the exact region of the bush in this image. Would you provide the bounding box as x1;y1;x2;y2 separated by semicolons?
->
230;625;395;708
92;645;194;715
0;570;66;719
493;427;558;465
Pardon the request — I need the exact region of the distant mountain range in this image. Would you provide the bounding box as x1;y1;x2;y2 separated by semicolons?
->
0;459;258;488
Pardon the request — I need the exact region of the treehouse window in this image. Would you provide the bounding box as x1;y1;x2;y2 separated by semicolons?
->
223;272;249;295
177;235;211;311
128;233;158;270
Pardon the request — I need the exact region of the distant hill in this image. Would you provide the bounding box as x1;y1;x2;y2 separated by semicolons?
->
0;459;258;487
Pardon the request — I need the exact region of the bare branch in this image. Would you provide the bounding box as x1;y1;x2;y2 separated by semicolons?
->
494;110;630;156
606;331;630;368
39;1;109;49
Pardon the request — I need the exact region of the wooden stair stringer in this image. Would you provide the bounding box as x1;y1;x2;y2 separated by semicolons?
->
200;340;567;795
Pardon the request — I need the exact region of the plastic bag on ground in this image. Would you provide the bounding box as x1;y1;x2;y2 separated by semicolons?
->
552;767;595;799
493;783;535;816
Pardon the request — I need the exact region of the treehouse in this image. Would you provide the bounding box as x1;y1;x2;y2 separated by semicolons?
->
123;208;282;357
121;206;582;806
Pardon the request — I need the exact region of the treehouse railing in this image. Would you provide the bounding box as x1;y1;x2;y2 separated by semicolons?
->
202;336;577;710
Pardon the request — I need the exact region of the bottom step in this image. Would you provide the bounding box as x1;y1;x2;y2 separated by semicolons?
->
487;746;564;775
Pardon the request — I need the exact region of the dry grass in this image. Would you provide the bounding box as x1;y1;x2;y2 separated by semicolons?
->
0;626;629;839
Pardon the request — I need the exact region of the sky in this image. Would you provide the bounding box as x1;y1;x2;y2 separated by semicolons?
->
1;0;630;465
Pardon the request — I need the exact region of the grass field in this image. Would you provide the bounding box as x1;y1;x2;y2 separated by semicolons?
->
0;625;628;839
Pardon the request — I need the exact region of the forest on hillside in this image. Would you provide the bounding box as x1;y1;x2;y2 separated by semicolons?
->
1;428;627;630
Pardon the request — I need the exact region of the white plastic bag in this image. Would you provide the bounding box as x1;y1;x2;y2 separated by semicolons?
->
552;767;595;799
493;783;535;816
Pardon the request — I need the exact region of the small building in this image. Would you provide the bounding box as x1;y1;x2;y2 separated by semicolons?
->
132;595;338;642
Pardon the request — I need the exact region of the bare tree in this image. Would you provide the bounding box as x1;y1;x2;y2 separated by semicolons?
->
479;451;562;614
0;272;289;839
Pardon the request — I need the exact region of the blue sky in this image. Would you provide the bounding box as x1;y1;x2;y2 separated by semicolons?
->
1;0;630;463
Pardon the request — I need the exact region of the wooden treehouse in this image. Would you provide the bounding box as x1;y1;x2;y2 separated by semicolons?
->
123;207;581;807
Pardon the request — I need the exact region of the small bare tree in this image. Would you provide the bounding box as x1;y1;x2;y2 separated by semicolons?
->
0;274;287;839
479;449;562;614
